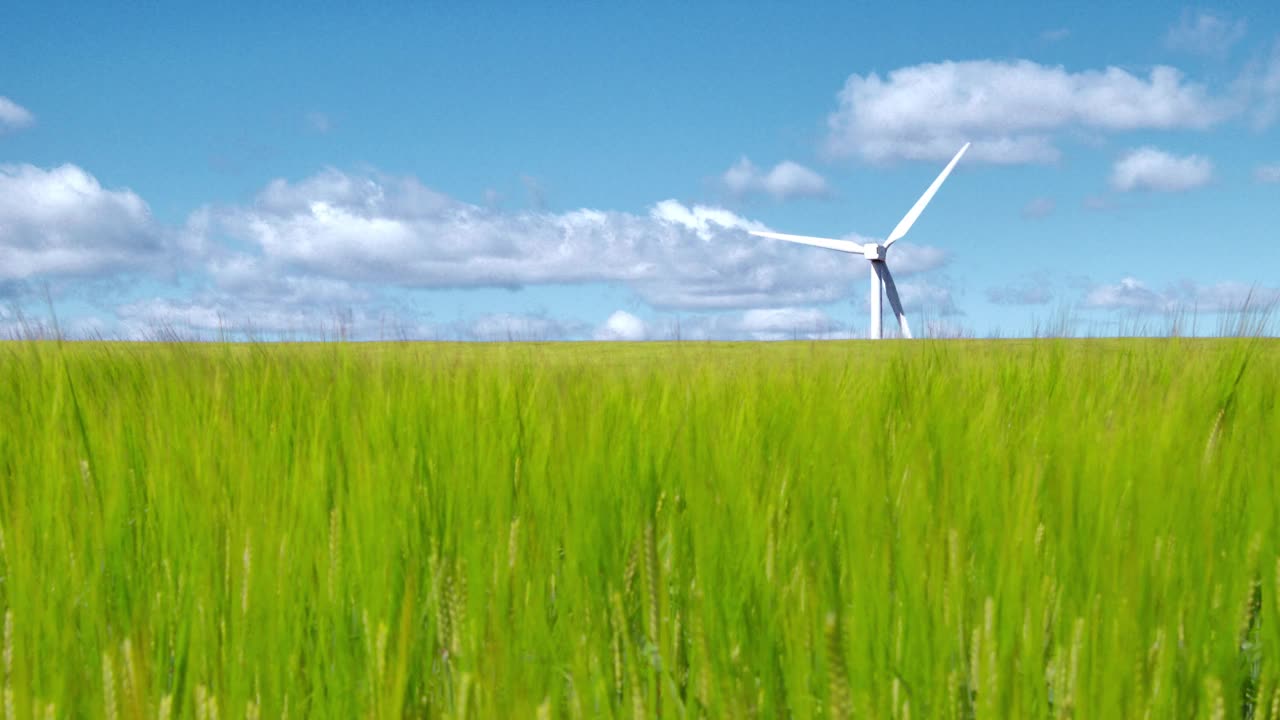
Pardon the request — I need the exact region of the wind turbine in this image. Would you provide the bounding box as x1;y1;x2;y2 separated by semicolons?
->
750;143;970;339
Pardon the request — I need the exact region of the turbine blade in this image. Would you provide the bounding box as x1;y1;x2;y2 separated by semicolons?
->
749;230;864;254
879;263;913;339
884;142;970;248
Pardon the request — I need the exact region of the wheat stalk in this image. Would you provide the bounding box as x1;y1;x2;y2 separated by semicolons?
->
824;613;851;720
102;651;118;720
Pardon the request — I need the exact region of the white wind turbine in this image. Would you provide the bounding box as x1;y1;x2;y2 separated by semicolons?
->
750;143;970;339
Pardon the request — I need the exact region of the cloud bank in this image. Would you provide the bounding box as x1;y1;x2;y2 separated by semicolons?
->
0;162;956;338
196;168;945;313
825;60;1232;164
1086;277;1280;312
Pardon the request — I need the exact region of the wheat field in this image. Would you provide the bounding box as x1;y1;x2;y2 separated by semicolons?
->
1;338;1277;718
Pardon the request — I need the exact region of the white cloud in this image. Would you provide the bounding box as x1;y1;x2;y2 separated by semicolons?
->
885;243;948;274
466;313;574;341
0;164;166;280
1041;28;1071;43
664;290;962;340
1085;278;1280;312
595;310;648;341
825;60;1229;164
1256;163;1280;183
1110;147;1213;192
1085;277;1167;310
896;279;959;315
737;307;836;339
0;97;34;132
1165;10;1246;58
658;307;849;341
649;199;764;239
115;292;443;341
207;255;370;306
117;297;344;339
0;164;958;339
1171;280;1280;312
205;168;946;311
118;297;857;343
722;158;829;200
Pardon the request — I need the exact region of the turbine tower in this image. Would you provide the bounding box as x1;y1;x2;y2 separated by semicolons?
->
750;143;970;339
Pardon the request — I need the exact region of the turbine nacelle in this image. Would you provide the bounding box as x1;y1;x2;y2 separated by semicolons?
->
863;244;885;261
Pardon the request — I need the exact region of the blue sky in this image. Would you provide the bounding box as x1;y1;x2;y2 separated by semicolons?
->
2;1;1279;340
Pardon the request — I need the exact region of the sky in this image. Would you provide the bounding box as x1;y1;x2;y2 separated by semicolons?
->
2;1;1279;341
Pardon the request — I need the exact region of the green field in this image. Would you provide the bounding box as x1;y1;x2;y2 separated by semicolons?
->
1;338;1278;718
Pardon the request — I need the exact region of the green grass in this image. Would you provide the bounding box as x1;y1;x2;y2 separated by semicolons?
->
1;338;1278;718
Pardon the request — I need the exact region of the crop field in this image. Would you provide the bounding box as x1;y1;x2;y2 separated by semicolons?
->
1;338;1278;718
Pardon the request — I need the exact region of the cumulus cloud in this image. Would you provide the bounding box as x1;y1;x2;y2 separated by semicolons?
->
0;163;957;339
895;279;960;315
207;257;370;307
662;307;851;341
679;282;961;339
1085;277;1167;310
595;310;648;341
1255;163;1280;183
1110;147;1213;192
1085;277;1280;312
1182;279;1280;310
691;280;960;338
115;291;453;341
825;60;1230;164
600;299;975;341
722;158;830;200
883;242;949;274
1165;10;1246;58
736;307;838;339
203;168;947;312
116;297;348;339
0;164;167;280
120;299;858;342
0;97;34;132
1183;281;1280;312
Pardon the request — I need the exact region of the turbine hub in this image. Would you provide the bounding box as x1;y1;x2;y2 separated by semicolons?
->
863;244;885;261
